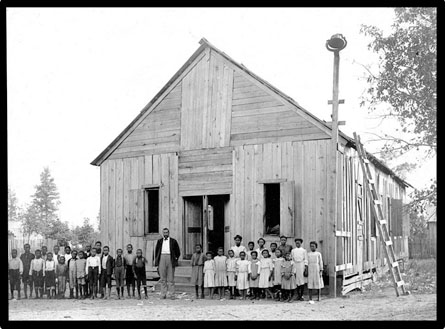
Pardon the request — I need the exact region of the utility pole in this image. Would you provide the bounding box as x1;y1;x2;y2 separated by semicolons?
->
326;34;347;298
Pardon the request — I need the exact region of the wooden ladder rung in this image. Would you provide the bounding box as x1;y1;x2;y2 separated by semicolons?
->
367;179;375;185
363;159;370;164
385;240;393;246
379;220;387;225
391;261;399;268
396;280;405;287
373;200;382;205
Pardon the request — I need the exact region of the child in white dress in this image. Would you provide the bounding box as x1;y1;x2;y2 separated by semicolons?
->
235;251;249;300
307;241;324;302
258;249;274;299
226;249;237;299
272;249;284;300
203;251;216;299
214;247;228;300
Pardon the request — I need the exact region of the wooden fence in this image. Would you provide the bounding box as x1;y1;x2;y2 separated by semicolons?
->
8;234;59;259
408;236;436;259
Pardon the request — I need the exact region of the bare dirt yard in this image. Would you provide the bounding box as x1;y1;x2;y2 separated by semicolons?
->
8;258;436;321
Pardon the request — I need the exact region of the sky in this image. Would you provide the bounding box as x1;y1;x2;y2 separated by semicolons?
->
7;8;436;229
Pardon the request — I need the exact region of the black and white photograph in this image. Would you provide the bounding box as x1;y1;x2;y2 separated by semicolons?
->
6;7;437;321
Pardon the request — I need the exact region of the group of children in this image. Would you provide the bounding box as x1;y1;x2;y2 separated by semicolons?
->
192;235;324;302
8;242;151;301
9;235;324;303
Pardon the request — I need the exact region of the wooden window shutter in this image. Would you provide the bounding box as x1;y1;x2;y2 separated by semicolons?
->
280;181;294;237
129;189;145;237
391;198;403;236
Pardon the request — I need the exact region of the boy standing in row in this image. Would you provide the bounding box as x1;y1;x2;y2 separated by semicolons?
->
9;249;23;300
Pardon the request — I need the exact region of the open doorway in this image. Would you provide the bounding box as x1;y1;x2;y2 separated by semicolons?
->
183;194;229;258
207;195;229;255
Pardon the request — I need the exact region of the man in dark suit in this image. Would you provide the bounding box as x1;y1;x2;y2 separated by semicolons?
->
155;228;181;299
100;246;114;299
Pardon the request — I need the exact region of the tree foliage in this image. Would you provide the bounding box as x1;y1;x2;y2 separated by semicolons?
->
360;7;436;213
360;7;436;157
31;167;60;226
72;218;98;247
8;185;19;222
20;203;41;242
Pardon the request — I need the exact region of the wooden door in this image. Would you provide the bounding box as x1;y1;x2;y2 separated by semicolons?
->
280;181;295;237
183;196;203;259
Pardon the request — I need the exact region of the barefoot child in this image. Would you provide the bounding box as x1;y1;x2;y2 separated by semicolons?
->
124;244;136;299
29;249;45;299
307;241;324;301
44;252;56;299
248;251;260;300
20;243;35;299
203;251;215;299
226;249;237;299
214;247;228;300
191;244;205;299
133;249;148;299
75;251;87;299
235;251;249;300
258;249;274;299
291;238;308;301
281;252;296;302
68;250;78;299
100;246;114;299
86;248;101;299
8;249;23;300
272;249;284;301
114;249;125;299
56;255;68;298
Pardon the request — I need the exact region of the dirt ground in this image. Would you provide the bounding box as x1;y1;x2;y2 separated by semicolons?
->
8;258;437;321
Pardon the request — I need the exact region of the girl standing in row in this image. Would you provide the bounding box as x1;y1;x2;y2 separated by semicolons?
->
226;249;237;299
203;251;215;299
307;241;324;302
214;247;228;300
258;249;274;300
235;251;249;300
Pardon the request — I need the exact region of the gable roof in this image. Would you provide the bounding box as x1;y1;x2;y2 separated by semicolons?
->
90;38;411;189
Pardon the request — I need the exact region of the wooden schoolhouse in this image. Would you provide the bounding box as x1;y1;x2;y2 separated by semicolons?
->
91;39;411;295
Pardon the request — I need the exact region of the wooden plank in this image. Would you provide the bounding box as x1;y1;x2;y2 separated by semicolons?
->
254;144;264;240
230;133;330;147
293;142;303;239
137;156;145;236
178;164;232;174
272;142;281;179
317;140;327;250
231;105;289;118
232;127;325;141
244;145;254;244
233;88;269;100
231;99;284;112
221;62;234;147
102;161;109;247
107;160;116;253
234;146;245;240
115;159;124;252
232;95;278;106
169;153;179;248
280;181;295;237
179;188;233;197
263;143;273;179
130;157;139;248
108;147;180;161
123;158;131;249
160;153;170;231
